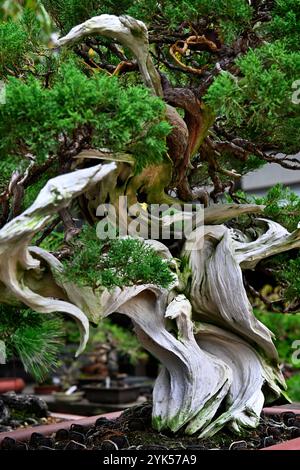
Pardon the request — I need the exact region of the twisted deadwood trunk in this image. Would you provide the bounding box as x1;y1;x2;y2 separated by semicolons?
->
1;14;299;438
0;164;299;437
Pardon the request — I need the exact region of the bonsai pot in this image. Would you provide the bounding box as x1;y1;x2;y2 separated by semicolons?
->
0;406;300;450
77;376;106;387
0;378;25;394
82;384;141;404
34;384;61;395
52;391;85;403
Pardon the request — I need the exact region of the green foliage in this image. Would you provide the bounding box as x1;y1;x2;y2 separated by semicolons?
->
205;42;300;154
285;374;300;401
90;319;147;365
22;163;60;210
255;310;300;401
38;229;65;252
43;0;252;42
220;153;266;178
0;20;28;77
42;0;104;32
60;226;175;290
263;252;300;303
0;305;64;381
254;184;300;233
0;60;170;172
0;2;55;78
267;0;300;50
279;255;300;302
255;309;300;401
255;310;300;368
0;0;54;40
160;0;252;43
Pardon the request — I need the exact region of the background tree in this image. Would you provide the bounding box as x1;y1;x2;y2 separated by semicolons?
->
0;0;300;437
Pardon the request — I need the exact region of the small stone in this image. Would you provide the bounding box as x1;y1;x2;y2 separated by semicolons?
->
249;438;261;449
262;436;275;448
54;441;66;450
14;442;28;450
109;434;129;449
70;423;89;434
29;432;46;448
1;437;16;450
38;437;54;448
101;440;118;451
95;417;113;428
287;417;296;427
127;418;145;431
291;428;300;439
85;430;102;446
294;418;300;428
64;440;86;450
55;428;69;441
266;426;281;438
85;436;95;448
282;412;296;426
229;440;247;450
26;418;39;426
86;426;97;438
69;431;85;444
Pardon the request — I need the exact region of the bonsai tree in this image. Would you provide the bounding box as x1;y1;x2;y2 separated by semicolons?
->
0;0;300;437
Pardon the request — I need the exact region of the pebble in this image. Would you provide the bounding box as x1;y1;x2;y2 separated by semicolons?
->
14;442;28;450
29;432;46;447
0;437;16;450
64;440;86;450
127;418;145;431
229;440;247;450
262;436;276;447
95;417;114;428
100;439;118;451
70;423;89;434
282;412;296;426
69;431;85;444
109;434;129;449
291;427;300;439
55;428;69;441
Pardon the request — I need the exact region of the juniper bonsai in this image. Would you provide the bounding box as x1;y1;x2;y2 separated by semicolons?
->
0;0;300;437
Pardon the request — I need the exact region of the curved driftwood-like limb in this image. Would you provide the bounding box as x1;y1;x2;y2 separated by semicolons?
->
100;289;231;433
0;163;116;355
55;14;163;96
183;225;279;359
193;323;284;437
204;203;265;225
232;218;300;269
31;246;232;433
0;154;291;436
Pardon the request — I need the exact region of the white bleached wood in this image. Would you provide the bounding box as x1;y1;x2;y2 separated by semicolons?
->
55;14;162;96
0;163;116;355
